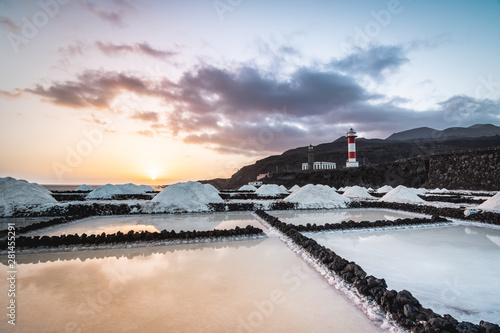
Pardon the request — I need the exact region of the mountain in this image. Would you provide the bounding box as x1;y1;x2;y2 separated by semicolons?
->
386;124;500;141
201;124;500;189
385;127;438;141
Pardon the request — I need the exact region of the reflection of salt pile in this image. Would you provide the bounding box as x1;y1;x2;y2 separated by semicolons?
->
86;183;147;199
477;192;500;212
151;181;223;212
376;185;393;193
343;186;375;199
0;177;57;217
238;184;257;191
290;185;301;192
284;184;351;209
75;184;94;192
255;184;288;197
380;185;425;203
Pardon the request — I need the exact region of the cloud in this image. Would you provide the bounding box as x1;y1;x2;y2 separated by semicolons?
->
78;0;136;28
0;16;20;33
136;130;154;137
59;41;87;57
24;70;169;109
130;111;159;122
18;51;500;156
0;88;22;98
96;41;176;59
331;45;409;80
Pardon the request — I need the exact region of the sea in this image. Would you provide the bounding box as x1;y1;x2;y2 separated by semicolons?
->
42;184;166;192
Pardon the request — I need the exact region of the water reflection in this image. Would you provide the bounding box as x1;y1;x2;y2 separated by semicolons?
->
25;213;263;237
309;225;500;324
270;209;421;226
0;238;383;333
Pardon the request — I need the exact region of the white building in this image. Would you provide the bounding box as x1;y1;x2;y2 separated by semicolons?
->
302;161;336;170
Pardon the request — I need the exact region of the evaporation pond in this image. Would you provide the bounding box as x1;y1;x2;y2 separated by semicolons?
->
307;225;500;324
26;213;264;236
0;238;383;333
270;209;422;226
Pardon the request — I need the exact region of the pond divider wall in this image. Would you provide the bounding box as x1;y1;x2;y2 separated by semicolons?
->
1;225;265;250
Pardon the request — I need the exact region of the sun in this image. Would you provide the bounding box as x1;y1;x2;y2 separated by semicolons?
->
146;169;161;181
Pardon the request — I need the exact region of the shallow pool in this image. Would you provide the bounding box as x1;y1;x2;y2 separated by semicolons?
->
307;225;500;324
270;209;423;226
26;213;265;237
0;238;384;332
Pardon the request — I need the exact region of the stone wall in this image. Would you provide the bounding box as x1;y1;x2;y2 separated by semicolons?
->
428;149;500;191
265;148;500;191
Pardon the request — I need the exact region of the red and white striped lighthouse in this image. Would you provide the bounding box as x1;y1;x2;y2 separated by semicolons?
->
346;128;359;168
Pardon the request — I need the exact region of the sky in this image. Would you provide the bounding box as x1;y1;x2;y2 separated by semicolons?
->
0;0;499;185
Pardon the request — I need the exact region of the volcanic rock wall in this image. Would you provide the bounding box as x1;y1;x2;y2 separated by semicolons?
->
264;149;500;191
428;149;500;191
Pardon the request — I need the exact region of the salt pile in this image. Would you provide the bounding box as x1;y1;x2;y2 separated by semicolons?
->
0;177;57;217
238;184;257;191
413;188;427;195
151;181;223;212
255;184;288;197
284;184;351;209
376;185;393;193
289;185;301;192
279;185;289;192
379;185;425;203
330;186;337;191
75;184;94;192
430;188;450;194
477;192;500;212
138;185;155;192
203;183;220;193
86;183;147;199
342;186;375;199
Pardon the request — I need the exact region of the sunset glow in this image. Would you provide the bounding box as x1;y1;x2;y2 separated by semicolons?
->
1;0;499;185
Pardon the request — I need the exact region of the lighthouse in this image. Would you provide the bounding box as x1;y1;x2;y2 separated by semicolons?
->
307;144;314;171
346;128;359;168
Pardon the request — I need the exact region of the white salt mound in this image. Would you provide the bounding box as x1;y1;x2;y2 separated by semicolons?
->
0;177;57;217
343;186;375;199
477;192;500;212
255;184;288;197
289;185;301;192
430;188;450;194
376;185;393;194
151;181;223;212
238;184;257;191
284;184;351;209
380;185;425;203
203;183;220;193
330;186;337;191
86;183;147;199
279;185;289;192
413;188;427;195
338;187;345;192
138;185;155;192
75;184;94;192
